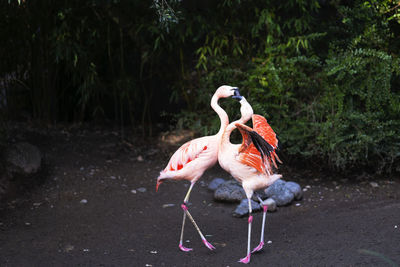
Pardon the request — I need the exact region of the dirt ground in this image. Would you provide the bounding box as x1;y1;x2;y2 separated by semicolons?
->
1;125;399;267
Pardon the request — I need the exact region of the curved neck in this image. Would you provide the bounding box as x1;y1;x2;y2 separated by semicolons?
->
222;120;240;146
211;93;229;137
221;97;253;146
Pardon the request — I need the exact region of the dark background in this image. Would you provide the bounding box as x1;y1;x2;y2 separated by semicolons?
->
1;0;400;173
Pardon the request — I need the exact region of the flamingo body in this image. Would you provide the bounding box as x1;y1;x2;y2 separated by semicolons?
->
218;97;282;263
158;135;217;185
156;85;240;252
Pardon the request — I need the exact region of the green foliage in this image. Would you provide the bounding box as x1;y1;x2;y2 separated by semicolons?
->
1;0;400;172
175;0;400;172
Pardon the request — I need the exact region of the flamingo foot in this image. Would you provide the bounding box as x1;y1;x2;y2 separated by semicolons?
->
239;254;251;264
251;241;264;253
179;243;193;252
202;238;216;250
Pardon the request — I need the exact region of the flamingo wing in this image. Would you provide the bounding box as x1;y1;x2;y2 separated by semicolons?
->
235;123;274;174
252;114;279;149
164;138;209;172
252;114;282;167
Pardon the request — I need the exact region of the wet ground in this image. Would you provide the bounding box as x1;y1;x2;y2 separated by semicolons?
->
0;126;399;266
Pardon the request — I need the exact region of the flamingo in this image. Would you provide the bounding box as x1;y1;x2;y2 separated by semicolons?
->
156;85;241;252
218;94;282;264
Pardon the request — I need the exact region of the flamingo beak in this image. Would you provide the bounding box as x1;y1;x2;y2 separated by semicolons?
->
232;87;242;100
156;179;163;192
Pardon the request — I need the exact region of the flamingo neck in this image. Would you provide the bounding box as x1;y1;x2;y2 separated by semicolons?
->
211;93;229;137
221;97;253;146
222;120;239;146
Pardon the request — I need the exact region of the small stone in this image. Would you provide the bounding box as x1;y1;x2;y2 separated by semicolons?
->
64;244;74;252
370;182;379;188
267;240;272;244
137;187;147;193
25;222;31;226
233;199;261;217
110;176;116;180
395;225;398;229
150;250;157;254
264;198;277;212
137;155;144;162
162;203;175;208
83;248;90;252
80;199;88;204
131;189;137;194
295;203;301;207
208;178;226;191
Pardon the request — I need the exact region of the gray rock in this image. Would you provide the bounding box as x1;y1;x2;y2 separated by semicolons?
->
0;142;42;200
214;180;246;202
5;142;42;175
265;179;286;197
265;179;295;206
233;199;261;217
208;178;226;191
285;181;303;200
273;190;294;206
0;173;11;196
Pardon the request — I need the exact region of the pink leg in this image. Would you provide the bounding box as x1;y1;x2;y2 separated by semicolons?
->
252;204;268;253
239;199;253;264
182;203;215;251
178;205;193;252
178;182;196;252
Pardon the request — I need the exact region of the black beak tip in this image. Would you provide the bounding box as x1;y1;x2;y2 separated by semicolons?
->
232;87;242;100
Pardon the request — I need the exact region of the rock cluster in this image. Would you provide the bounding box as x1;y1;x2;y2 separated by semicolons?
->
209;177;302;217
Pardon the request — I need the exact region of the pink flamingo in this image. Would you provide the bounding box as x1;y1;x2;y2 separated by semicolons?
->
218;95;282;264
156;85;241;252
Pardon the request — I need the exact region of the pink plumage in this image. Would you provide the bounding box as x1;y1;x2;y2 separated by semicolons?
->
218;97;282;264
156;85;241;252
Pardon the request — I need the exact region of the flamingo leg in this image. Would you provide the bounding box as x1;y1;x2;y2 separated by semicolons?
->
252;197;267;253
179;182;215;252
239;198;252;264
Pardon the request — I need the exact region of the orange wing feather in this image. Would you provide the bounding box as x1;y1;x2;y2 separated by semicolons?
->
252;114;282;167
236;123;270;174
252;114;278;149
236;114;281;174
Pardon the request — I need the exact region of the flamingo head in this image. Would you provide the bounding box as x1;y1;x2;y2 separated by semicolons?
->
232;87;242;100
216;85;242;100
